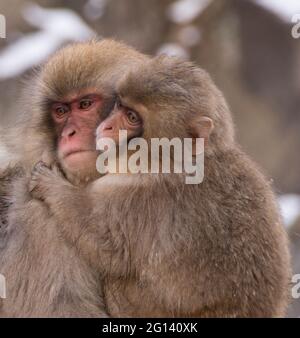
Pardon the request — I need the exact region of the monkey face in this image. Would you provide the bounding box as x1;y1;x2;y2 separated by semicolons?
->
25;40;148;184
96;98;143;144
49;89;109;181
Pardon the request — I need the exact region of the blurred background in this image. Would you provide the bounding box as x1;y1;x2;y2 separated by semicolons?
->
0;0;299;317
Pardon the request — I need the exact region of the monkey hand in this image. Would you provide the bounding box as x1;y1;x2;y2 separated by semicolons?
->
29;161;65;201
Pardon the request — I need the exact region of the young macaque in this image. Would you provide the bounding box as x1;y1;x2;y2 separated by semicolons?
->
30;56;291;317
0;39;148;317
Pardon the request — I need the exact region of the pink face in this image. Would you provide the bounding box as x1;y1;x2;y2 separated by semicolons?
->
96;100;143;143
51;91;103;176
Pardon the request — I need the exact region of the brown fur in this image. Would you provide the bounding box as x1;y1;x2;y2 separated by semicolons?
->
0;39;148;317
29;56;291;317
0;167;23;248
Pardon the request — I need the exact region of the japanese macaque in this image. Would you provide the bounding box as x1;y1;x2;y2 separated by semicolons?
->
0;39;148;317
29;56;291;317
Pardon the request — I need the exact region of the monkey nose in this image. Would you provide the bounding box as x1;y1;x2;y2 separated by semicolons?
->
96;121;116;139
62;127;77;138
100;121;114;131
97;121;114;136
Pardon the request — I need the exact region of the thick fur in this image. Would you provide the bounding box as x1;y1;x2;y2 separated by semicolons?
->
0;39;148;317
29;57;291;317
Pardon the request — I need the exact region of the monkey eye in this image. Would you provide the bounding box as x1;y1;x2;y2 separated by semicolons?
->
79;99;93;110
126;110;141;125
54;104;69;118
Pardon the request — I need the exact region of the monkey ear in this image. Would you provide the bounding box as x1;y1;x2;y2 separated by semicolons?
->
190;116;214;155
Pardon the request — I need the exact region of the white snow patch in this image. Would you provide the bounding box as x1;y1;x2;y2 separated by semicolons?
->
167;0;212;24
253;0;300;23
0;33;62;79
0;3;95;80
278;194;300;228
157;43;190;60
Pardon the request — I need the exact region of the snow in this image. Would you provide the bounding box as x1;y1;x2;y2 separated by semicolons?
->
157;43;190;60
253;0;300;23
278;194;300;228
0;33;61;79
22;3;95;40
168;0;300;25
0;3;95;80
167;0;212;24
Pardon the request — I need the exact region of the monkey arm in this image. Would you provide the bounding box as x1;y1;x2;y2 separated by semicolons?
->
29;162;132;277
0;166;24;244
29;163;188;286
28;163;240;316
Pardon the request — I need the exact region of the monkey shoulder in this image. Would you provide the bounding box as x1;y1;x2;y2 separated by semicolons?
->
0;166;50;249
201;149;287;255
0;166;25;248
205;149;278;205
0;166;24;222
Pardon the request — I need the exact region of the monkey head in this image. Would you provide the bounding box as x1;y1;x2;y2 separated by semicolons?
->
96;56;235;158
19;39;147;184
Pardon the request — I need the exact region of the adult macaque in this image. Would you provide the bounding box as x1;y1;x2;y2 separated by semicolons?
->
30;56;291;317
0;39;148;317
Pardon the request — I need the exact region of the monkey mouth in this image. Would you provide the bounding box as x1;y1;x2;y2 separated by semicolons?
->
63;149;98;159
